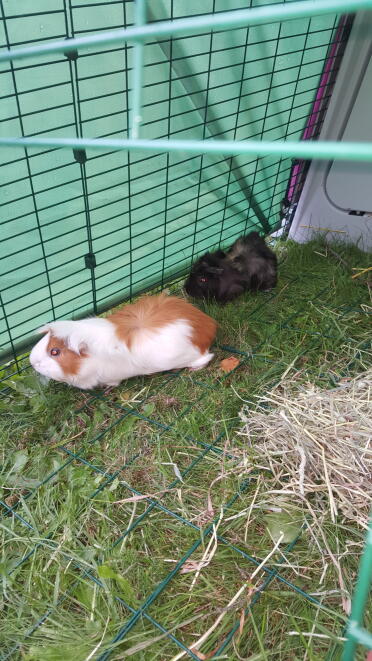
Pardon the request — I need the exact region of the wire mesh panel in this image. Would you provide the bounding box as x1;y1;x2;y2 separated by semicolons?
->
0;0;349;367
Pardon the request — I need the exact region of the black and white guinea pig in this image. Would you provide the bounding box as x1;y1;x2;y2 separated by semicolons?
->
29;294;217;390
184;232;278;303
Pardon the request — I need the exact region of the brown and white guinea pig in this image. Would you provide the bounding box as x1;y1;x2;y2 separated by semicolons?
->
184;232;278;303
29;294;217;390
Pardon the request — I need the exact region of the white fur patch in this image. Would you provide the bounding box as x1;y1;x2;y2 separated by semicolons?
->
30;317;213;389
40;318;118;355
29;332;65;382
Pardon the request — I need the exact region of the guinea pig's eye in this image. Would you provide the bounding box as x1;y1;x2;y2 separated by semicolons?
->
198;276;208;284
50;348;61;357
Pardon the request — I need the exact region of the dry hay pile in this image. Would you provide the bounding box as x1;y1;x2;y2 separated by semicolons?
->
239;369;372;529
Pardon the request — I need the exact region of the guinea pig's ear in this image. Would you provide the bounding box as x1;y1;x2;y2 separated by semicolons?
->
37;325;51;334
77;341;89;356
66;333;89;355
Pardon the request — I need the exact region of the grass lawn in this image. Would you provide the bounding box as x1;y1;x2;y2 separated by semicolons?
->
0;238;371;660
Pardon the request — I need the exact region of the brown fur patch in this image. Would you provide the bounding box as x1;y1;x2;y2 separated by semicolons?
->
108;293;217;353
47;335;83;376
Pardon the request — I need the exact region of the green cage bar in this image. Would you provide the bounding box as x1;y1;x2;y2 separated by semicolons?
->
1;0;372;62
1;135;372;161
131;0;145;139
342;519;372;660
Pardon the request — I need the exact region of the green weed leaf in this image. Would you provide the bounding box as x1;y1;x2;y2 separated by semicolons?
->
265;511;303;544
108;477;119;491
10;450;28;474
115;575;136;602
97;565;136;602
142;402;155;417
97;564;117;579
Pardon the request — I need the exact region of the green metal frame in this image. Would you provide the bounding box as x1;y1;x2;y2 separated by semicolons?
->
2;134;372;161
342;520;372;660
1;0;372;62
2;0;372;160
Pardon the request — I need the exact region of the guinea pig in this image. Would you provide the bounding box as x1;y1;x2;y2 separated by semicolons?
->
184;232;277;303
29;293;217;390
184;251;249;303
225;232;278;291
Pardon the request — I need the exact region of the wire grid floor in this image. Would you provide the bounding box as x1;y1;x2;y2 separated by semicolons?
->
1;267;370;661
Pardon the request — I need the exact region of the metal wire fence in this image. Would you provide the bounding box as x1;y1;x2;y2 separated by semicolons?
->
1;271;370;660
1;0;372;658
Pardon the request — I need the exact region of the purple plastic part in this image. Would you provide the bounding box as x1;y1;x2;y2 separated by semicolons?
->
286;15;349;202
